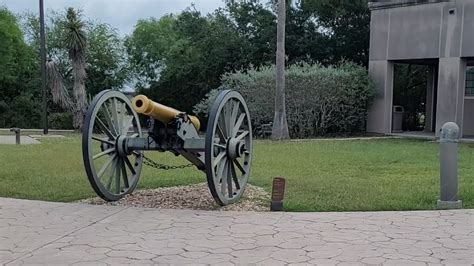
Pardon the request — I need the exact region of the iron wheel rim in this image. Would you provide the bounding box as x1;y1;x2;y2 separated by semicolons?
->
82;90;143;201
205;90;253;206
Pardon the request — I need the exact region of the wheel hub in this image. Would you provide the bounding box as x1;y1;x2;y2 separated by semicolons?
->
227;137;245;159
116;135;128;157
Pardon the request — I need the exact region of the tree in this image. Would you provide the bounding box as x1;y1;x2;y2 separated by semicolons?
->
23;8;129;129
0;7;41;128
125;15;178;88
301;0;370;66
65;8;87;129
272;0;290;140
126;7;252;112
45;8;87;130
226;1;277;66
86;23;129;95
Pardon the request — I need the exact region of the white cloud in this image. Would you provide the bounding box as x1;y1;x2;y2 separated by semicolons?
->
0;0;225;35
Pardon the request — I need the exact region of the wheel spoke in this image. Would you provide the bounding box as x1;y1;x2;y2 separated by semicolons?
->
217;123;226;142
102;104;119;136
96;117;115;140
233;113;245;137
121;115;134;135
97;154;116;178
233;159;246;174
213;151;226;168
219;160;228;195
124;156;137;175
218;115;228;139
230;101;240;136
115;160;121;194
236;130;249;141
93;148;115;160
106;156;118;190
214;143;226;149
119;101;127;131
227;159;233;197
121;158;130;188
230;161;240;190
111;98;121;134
225;103;233;137
92;136;115;146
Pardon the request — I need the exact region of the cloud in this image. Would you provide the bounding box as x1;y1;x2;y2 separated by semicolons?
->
1;0;225;35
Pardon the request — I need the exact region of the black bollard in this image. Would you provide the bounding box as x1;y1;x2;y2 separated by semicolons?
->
9;128;21;145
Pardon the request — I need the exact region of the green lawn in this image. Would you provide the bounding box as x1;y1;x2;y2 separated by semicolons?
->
0;136;473;211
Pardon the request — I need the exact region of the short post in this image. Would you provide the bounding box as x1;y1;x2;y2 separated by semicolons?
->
9;128;21;145
437;122;462;209
270;177;286;211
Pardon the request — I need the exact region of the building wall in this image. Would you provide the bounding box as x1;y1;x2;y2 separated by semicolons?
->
367;0;474;136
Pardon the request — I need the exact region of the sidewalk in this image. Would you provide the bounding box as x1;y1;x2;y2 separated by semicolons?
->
1;198;472;265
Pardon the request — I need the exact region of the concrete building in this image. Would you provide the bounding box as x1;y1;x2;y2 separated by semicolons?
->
367;0;474;137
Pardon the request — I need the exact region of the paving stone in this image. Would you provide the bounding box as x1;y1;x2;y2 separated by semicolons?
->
307;258;338;265
307;248;343;259
180;251;210;259
360;257;386;264
106;250;156;260
271;249;309;263
0;198;472;265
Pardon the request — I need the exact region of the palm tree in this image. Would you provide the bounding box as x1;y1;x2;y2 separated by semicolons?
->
46;7;87;130
271;0;290;140
65;8;87;129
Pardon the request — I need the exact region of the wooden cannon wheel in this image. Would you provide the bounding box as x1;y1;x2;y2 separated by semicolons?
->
82;90;143;201
205;90;253;206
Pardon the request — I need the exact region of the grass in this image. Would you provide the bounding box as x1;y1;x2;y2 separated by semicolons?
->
0;136;472;211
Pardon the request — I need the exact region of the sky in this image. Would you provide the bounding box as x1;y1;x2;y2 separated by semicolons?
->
0;0;225;36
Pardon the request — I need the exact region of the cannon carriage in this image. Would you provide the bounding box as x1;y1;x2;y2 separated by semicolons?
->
82;90;252;206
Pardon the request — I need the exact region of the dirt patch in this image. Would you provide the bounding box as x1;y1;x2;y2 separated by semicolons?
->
80;183;270;211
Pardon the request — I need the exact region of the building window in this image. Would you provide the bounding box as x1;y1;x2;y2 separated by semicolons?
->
466;66;474;96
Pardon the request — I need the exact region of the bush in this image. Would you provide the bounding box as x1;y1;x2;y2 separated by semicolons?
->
48;112;73;129
193;89;221;118
0;93;42;129
195;62;375;138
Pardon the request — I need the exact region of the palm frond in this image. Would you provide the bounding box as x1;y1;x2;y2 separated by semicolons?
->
65;8;87;59
46;60;72;109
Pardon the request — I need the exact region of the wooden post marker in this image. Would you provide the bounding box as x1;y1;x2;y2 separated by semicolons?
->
270;177;286;211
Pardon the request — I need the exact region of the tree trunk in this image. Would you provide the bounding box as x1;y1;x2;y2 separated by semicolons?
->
272;0;290;140
72;56;87;131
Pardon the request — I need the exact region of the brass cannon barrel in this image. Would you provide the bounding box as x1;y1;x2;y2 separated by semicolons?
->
131;95;201;130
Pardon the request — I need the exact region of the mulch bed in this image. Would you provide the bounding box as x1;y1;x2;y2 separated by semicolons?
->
80;183;270;211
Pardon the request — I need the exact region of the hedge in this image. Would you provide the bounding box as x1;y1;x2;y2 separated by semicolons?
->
194;62;375;138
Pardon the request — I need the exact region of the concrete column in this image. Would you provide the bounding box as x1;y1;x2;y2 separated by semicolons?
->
435;57;466;136
367;60;394;134
425;66;436;132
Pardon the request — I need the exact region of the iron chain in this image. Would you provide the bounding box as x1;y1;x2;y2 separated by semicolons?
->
142;154;194;170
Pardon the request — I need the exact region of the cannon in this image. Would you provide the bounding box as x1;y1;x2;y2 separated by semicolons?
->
82;90;252;206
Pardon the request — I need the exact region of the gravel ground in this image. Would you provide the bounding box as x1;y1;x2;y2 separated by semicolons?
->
80;183;270;211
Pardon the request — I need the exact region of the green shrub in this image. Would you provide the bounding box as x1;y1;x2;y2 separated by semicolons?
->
48;112;73;129
193;89;221;118
195;62;375;138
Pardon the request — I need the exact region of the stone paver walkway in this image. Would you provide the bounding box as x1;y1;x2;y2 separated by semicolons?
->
1;198;473;265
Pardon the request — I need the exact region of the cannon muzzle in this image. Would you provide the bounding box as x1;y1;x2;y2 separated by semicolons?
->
131;95;201;130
